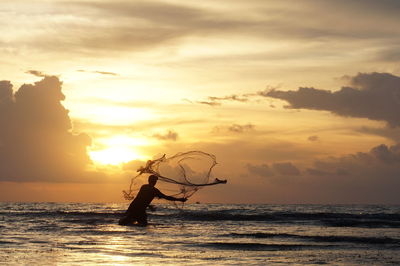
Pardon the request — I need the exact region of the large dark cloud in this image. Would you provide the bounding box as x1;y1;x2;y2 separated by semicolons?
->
309;142;400;200
264;72;400;127
0;76;93;182
247;142;400;203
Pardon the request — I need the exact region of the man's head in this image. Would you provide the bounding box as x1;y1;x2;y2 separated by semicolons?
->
148;175;158;187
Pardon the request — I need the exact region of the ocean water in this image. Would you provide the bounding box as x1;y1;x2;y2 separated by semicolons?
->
0;203;399;265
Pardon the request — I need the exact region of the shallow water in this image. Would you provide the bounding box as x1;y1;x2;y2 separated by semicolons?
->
1;203;399;265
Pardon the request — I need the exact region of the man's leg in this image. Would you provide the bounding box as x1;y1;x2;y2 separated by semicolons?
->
119;203;139;225
119;215;134;225
136;212;148;226
118;209;138;225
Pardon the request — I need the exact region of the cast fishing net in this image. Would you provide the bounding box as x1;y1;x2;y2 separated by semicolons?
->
123;151;227;200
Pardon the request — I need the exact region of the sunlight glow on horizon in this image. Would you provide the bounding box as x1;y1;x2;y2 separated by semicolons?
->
68;103;155;126
89;135;151;165
89;147;143;165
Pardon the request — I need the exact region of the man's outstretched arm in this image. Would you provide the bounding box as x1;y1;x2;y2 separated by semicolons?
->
164;195;187;202
156;189;187;202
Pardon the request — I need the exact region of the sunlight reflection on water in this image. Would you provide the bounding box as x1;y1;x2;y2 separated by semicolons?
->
1;203;399;265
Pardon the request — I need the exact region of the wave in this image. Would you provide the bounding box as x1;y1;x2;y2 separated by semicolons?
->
198;242;323;251
168;210;400;228
2;211;122;226
1;211;122;216
225;232;400;245
0;240;16;245
2;208;400;228
320;219;400;228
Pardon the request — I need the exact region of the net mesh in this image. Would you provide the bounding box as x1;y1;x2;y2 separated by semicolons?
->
123;151;227;200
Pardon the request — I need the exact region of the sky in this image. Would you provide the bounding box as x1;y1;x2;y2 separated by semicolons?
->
1;0;400;204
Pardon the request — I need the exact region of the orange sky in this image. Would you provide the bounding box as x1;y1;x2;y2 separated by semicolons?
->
1;0;400;204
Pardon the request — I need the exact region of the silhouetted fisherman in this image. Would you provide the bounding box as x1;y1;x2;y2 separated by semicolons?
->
119;174;187;226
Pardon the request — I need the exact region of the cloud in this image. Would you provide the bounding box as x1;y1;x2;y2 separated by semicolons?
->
247;161;301;177
246;163;274;177
264;72;400;127
5;1;217;55
306;142;400;202
77;70;118;76
0;76;95;182
123;159;146;172
310;143;400;174
2;0;400;60
370;144;400;164
197;100;221;106
152;130;179;141
193;86;280;108
26;70;47;77
375;46;400;62
305;168;330;176
308;135;319;142
208;94;249;103
272;162;301;176
212;123;255;135
228;123;255;133
245;142;400;203
0;80;13;105
309;0;400;17
357;126;400;142
196;93;257;107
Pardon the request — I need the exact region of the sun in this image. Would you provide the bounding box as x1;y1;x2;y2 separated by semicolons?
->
89;135;150;166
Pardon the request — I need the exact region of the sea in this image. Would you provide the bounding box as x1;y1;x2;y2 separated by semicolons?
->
0;203;399;265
